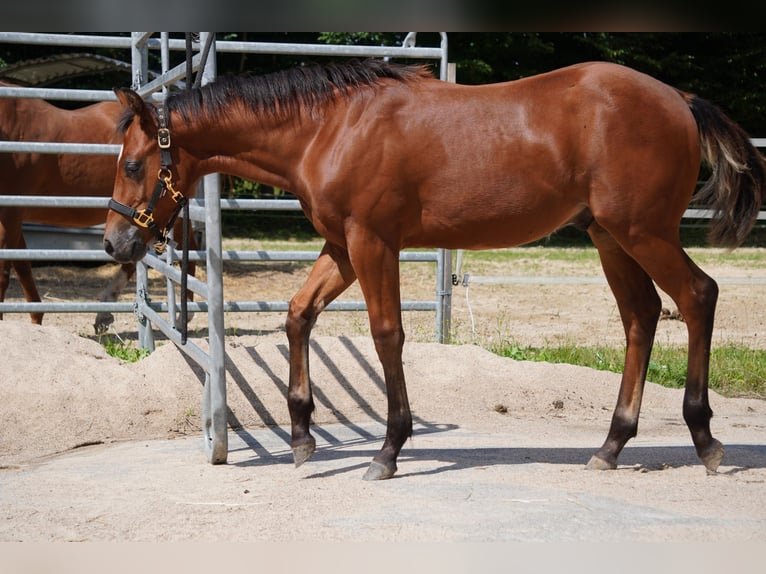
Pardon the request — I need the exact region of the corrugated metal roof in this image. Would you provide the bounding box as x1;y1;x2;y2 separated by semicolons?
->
0;53;140;86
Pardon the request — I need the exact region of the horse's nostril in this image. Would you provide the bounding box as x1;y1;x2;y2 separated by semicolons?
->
103;239;114;256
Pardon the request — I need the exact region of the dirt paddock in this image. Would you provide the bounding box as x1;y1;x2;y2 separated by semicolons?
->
0;249;764;542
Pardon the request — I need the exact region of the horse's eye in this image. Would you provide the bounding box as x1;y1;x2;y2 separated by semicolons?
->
124;160;143;179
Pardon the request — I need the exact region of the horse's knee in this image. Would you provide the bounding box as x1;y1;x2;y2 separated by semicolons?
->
371;322;405;355
285;297;317;342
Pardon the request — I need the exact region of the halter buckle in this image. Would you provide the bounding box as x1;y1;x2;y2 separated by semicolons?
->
158;127;171;149
132;209;155;229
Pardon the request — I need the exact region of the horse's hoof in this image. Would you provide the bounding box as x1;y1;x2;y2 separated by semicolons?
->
700;439;724;474
292;439;316;468
586;454;617;470
362;460;397;481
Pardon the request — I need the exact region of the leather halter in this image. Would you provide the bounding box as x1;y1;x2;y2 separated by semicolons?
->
108;101;187;254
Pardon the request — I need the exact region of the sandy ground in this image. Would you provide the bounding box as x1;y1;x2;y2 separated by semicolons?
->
0;246;764;542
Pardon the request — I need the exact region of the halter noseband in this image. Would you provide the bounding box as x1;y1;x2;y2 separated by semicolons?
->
108;101;187;254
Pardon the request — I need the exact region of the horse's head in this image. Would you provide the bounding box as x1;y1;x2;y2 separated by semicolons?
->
103;88;189;263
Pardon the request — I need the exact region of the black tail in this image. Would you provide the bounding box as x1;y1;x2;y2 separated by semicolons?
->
684;92;765;248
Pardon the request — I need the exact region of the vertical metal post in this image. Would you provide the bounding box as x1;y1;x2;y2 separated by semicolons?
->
435;58;456;344
160;32;170;96
131;33;155;350
130;32;149;90
197;32;227;464
135;262;155;352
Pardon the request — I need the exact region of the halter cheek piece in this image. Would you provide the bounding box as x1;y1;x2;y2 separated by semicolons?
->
108;101;187;254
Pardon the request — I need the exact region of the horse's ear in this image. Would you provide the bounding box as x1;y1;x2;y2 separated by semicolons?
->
114;88;146;116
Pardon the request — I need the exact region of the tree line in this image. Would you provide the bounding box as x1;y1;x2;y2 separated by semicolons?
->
2;33;764;134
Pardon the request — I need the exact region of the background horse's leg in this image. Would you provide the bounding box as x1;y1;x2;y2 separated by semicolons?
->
586;222;661;470
94;232;197;334
606;227;723;472
94;263;134;333
348;233;409;481
0;217;43;323
286;241;356;467
11;256;44;325
0;259;8;321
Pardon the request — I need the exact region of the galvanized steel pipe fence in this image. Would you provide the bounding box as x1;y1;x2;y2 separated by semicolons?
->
0;32;451;464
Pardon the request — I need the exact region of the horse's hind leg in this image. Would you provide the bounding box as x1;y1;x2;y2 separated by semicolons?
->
10;234;44;325
347;232;410;480
1;220;43;323
11;258;44;325
606;227;723;472
585;222;662;469
0;259;9;321
286;241;356;467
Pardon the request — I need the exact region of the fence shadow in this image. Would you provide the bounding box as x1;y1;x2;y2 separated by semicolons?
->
178;336;765;479
230;430;766;479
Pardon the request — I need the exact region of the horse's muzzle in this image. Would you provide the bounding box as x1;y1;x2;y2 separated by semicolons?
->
103;224;148;263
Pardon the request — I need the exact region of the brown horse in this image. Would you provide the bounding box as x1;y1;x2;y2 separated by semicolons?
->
0;82;194;332
103;60;765;480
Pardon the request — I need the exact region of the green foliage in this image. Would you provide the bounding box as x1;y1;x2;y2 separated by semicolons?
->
491;341;766;398
318;33;406;46
97;334;150;363
5;33;766;133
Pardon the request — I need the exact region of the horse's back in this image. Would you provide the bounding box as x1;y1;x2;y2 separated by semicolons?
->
0;94;122;225
379;62;701;249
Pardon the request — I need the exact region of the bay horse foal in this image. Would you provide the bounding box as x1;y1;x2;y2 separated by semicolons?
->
103;61;765;479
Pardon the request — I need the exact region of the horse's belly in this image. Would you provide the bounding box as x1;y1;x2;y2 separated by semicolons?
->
409;203;581;250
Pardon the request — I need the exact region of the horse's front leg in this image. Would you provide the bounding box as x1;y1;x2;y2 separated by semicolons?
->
348;234;410;480
286;242;356;467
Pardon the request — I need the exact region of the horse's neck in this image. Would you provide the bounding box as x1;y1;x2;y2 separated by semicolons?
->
178;112;317;194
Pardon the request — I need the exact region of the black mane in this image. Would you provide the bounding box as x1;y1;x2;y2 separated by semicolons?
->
167;59;432;123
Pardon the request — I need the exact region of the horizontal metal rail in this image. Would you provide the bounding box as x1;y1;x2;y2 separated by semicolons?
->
0;190;440;317
0;32;134;49
0;299;436;317
0;141;121;154
212;39;444;59
0;248;436;263
684;208;766;220
2;194;763;223
0;32;446;59
0;86;117;102
462;274;766;286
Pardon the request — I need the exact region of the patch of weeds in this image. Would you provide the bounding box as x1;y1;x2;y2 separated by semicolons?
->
97;332;150;363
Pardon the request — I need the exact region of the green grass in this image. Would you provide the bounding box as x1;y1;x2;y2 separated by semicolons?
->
491;341;766;398
188;234;766;399
98;334;151;363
